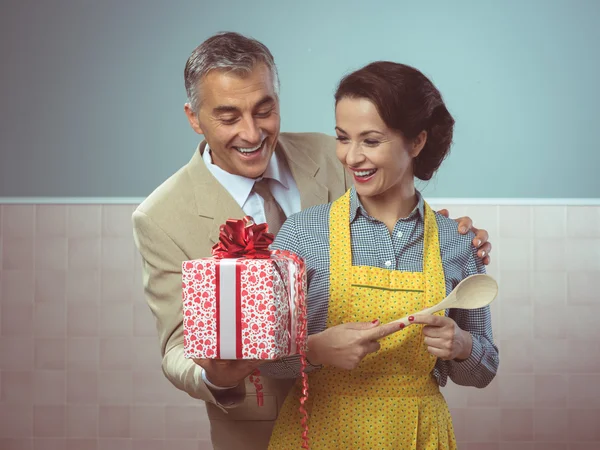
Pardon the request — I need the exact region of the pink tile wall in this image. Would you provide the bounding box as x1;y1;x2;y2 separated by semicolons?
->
426;203;600;449
1;203;599;449
0;204;212;450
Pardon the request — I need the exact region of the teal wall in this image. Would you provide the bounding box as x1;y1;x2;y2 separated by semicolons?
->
1;0;598;198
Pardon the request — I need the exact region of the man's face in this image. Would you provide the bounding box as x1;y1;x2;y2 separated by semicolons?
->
185;63;280;179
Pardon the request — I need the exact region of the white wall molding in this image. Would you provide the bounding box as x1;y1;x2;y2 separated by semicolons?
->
0;197;147;205
425;198;600;206
0;197;599;206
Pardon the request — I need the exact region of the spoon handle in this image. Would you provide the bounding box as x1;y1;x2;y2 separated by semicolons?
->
387;304;442;326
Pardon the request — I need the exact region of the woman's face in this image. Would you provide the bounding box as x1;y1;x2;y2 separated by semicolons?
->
335;97;422;200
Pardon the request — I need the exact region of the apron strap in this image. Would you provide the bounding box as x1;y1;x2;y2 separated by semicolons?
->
329;190;352;272
422;202;445;303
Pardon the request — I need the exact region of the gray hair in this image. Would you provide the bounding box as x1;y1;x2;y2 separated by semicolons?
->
184;32;280;111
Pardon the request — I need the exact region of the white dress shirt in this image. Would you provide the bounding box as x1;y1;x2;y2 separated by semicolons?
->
202;144;302;224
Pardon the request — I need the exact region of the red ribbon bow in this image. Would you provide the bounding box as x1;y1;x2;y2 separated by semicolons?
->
211;216;274;259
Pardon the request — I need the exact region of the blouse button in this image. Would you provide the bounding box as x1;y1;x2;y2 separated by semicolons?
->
384;260;392;267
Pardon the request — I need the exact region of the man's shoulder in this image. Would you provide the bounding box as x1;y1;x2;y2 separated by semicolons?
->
279;132;339;169
132;148;221;259
279;132;335;152
279;131;350;196
134;161;194;223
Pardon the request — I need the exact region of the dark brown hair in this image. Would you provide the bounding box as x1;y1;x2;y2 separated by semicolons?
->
334;61;455;180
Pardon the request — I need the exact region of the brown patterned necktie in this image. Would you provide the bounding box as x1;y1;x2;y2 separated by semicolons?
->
252;178;287;235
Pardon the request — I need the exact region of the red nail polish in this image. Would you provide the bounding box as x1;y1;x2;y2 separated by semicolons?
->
399;323;405;329
372;319;379;324
408;316;414;322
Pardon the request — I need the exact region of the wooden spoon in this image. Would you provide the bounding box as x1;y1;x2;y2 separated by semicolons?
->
388;274;498;327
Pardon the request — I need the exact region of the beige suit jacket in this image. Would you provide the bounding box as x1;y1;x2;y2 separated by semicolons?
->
132;132;352;449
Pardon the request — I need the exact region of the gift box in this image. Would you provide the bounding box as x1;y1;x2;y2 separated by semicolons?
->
181;216;308;361
182;216;311;448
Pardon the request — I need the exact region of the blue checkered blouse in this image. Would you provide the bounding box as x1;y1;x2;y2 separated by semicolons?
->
260;188;498;388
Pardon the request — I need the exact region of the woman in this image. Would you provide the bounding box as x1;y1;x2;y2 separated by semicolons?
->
262;61;499;449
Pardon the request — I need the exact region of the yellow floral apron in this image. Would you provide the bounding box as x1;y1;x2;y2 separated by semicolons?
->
268;191;457;449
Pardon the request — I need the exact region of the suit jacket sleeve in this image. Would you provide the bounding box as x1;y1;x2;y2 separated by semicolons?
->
132;209;246;411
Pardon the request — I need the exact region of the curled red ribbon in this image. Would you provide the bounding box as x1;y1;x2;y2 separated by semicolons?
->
211;216;274;259
273;250;310;450
210;221;310;447
248;369;264;407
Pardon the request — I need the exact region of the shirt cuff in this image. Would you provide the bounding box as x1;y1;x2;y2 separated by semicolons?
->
305;359;323;371
200;367;239;390
449;335;485;376
192;365;246;411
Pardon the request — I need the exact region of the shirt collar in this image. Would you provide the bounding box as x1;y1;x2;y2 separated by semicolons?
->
262;149;290;189
202;143;289;209
349;186;425;223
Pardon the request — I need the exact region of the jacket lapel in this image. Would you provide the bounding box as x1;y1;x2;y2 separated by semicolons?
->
187;136;329;244
187;142;245;245
277;136;328;210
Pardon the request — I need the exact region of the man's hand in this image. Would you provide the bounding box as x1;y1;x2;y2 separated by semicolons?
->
194;358;263;389
437;209;492;265
408;314;473;361
307;320;401;370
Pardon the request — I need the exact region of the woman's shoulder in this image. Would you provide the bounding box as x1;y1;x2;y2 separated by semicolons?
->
430;207;485;279
273;203;332;252
287;203;332;229
431;208;476;254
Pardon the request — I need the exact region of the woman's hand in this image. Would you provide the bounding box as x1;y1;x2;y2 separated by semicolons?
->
306;320;401;370
408;314;473;361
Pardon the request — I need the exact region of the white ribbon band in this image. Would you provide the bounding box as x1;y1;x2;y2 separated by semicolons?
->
286;259;298;354
218;259;239;359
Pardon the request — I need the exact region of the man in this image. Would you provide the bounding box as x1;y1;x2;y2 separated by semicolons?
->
132;32;492;450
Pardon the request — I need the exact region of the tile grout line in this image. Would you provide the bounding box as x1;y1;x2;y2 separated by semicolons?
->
64;205;71;427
